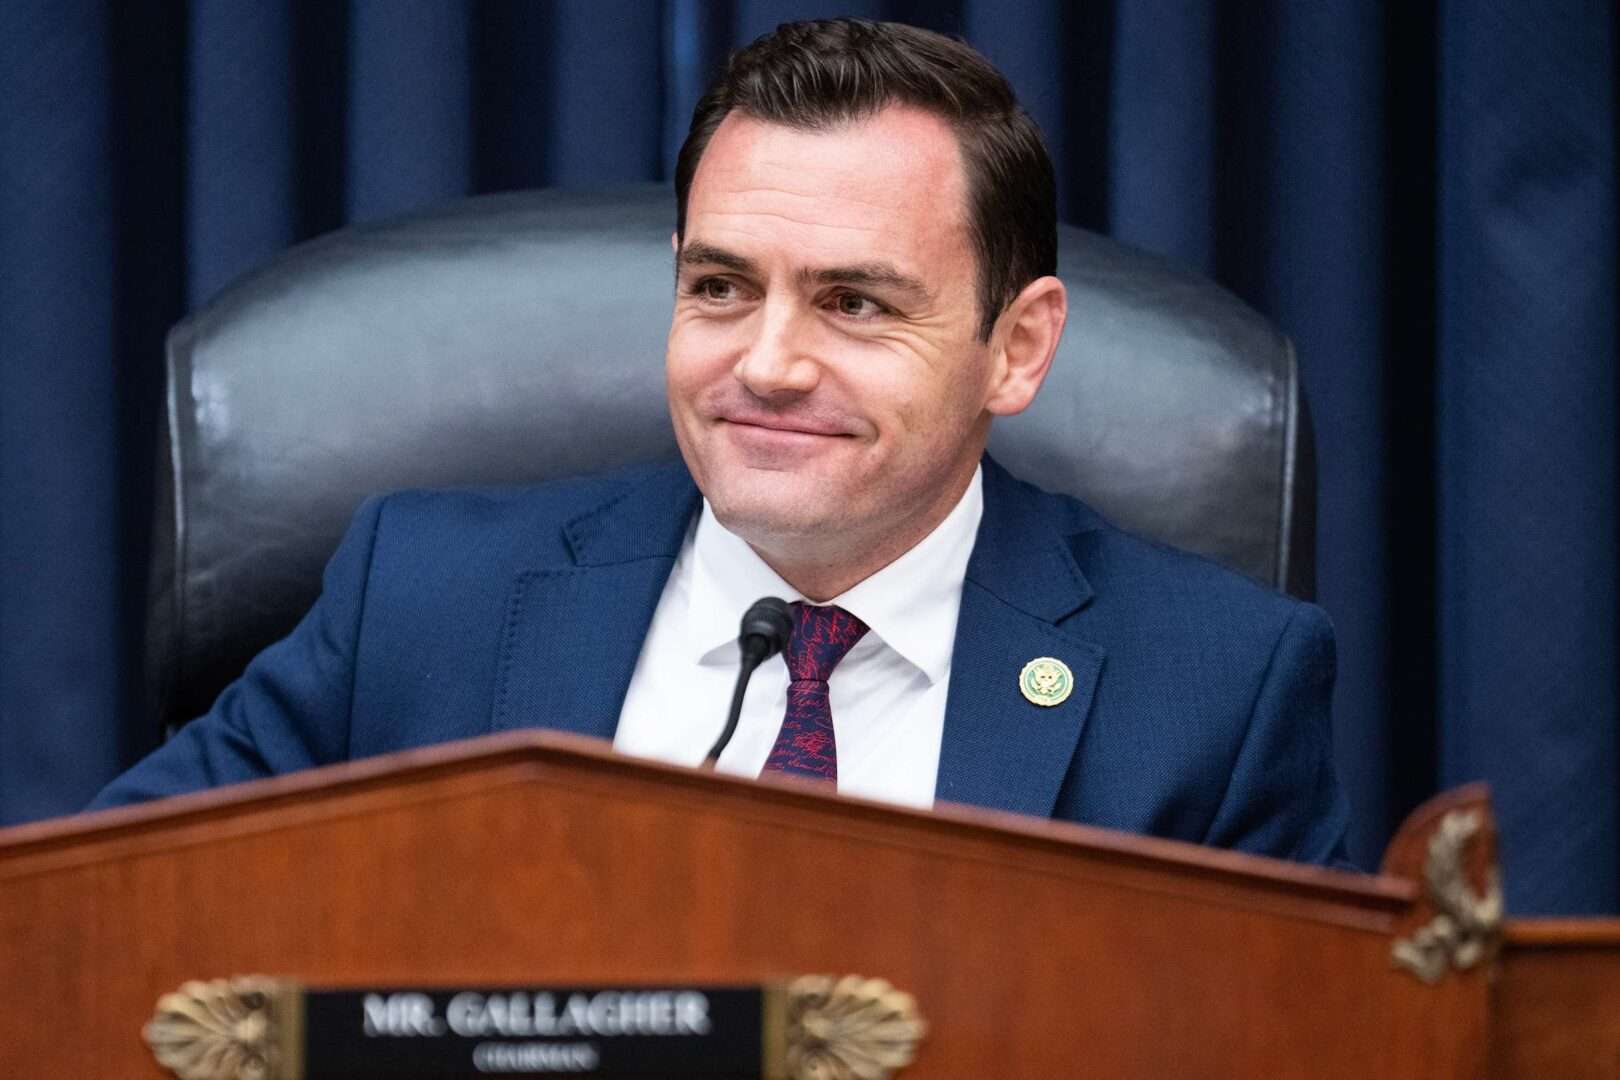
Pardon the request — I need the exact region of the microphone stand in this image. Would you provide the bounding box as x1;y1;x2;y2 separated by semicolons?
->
705;597;793;766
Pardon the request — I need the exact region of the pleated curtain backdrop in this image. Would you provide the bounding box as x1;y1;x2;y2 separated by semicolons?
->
1;0;1614;914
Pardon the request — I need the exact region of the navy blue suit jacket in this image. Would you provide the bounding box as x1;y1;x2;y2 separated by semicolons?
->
91;458;1350;866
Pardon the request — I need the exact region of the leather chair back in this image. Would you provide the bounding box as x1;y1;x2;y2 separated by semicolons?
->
148;185;1314;730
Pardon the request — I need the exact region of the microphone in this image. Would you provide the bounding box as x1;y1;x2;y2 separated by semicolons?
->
705;597;794;766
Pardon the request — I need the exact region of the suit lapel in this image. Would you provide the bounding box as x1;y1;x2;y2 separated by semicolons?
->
492;464;700;740
936;460;1106;817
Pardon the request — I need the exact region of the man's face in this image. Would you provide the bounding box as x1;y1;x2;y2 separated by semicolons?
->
667;106;999;569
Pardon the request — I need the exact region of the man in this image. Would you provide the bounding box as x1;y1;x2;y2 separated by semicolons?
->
91;20;1350;867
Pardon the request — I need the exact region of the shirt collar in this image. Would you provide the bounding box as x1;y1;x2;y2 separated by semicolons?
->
685;465;984;685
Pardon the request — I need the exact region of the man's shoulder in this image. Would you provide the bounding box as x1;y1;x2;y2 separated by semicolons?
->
992;464;1327;645
1079;517;1321;636
365;459;694;563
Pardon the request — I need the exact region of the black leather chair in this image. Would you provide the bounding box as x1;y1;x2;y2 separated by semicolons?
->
147;185;1314;732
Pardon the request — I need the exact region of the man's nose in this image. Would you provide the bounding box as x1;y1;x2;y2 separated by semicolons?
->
733;300;820;398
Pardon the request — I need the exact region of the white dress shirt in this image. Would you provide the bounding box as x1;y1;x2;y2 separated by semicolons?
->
614;466;984;808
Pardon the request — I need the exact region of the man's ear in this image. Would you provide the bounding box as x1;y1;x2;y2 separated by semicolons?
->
985;276;1067;417
671;231;679;255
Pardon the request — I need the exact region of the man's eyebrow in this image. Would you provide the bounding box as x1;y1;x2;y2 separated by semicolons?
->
676;242;757;275
800;262;934;303
676;244;934;304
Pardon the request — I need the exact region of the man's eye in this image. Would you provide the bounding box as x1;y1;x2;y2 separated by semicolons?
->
686;277;739;302
830;291;883;319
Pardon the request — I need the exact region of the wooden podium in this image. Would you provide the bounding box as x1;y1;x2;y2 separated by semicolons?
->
0;731;1614;1077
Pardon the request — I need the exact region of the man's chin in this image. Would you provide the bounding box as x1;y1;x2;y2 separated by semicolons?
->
703;484;850;547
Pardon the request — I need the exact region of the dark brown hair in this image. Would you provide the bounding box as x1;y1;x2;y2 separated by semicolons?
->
674;18;1056;341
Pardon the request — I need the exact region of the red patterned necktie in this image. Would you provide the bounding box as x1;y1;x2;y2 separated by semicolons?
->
760;602;870;783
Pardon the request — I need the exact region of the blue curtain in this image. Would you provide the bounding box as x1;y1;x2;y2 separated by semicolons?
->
1;0;1613;915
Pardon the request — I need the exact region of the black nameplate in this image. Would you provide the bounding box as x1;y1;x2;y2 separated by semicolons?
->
303;985;766;1078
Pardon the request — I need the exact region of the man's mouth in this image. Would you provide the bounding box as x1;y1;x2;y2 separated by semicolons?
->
712;413;856;461
717;413;850;438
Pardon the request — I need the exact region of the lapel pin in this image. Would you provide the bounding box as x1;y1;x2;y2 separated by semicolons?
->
1019;657;1074;707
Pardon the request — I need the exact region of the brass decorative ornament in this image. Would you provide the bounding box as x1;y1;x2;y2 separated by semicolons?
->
143;976;303;1080
774;975;928;1080
1391;809;1504;984
1019;656;1074;707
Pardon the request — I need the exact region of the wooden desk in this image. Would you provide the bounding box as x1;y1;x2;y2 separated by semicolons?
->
0;732;1598;1077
